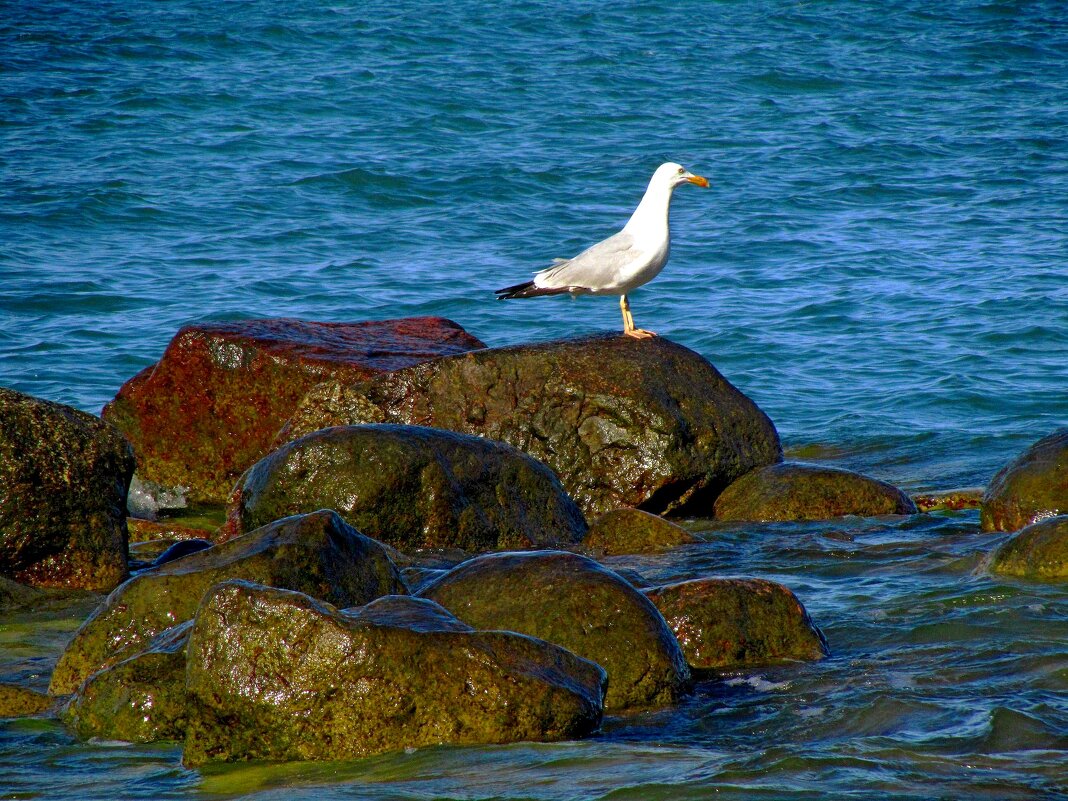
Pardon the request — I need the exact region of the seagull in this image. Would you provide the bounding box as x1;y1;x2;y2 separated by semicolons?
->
495;162;709;338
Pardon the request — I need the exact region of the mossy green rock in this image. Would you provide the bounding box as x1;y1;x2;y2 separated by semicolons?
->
278;335;782;518
643;578;829;672
226;424;587;551
0;387;134;591
990;515;1068;580
49;509;404;695
981;429;1068;532
64;622;191;742
0;683;54;717
583;508;701;555
419;550;690;711
713;462;917;522
183;582;606;765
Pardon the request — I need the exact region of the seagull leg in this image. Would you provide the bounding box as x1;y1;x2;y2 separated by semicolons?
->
620;294;656;339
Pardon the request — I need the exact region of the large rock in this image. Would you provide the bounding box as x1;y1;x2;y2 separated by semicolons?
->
582;508;701;556
419;550;690;711
183;582;605;765
713;462;917;522
981;430;1068;532
0;387;134;591
990;515;1068;580
102;317;486;506
224;424;588;551
643;578;828;672
278;335;782;518
49;509;404;695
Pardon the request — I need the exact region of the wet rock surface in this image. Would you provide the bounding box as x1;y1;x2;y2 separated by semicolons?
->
713;462;917;522
183;581;606;765
225;424;588;552
643;578;828;672
0;683;54;717
419;550;690;711
102;317;486;506
279;335;782;518
583;508;701;555
981;429;1068;532
49;510;404;695
0;387;134;591
990;515;1068;580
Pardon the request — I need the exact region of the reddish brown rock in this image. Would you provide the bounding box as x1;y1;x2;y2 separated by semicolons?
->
101;318;485;505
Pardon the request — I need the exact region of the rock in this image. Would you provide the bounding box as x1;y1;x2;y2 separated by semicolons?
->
127;517;218;544
990;516;1068;580
981;430;1068;532
0;576;48;613
149;538;214;567
183;582;605;765
278;335;782;519
419;550;690;711
713;462;917;522
583;508;701;555
0;683;54;717
224;424;588;552
49;509;404;695
911;487;984;512
63;622;191;742
101;317;486;506
0;387;135;591
643;578;828;672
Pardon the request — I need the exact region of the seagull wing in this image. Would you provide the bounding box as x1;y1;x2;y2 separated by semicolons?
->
534;230;641;292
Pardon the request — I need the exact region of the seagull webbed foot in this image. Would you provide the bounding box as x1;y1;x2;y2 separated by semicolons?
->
624;328;657;339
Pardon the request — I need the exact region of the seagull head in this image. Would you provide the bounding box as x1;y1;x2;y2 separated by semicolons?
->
655;162;710;189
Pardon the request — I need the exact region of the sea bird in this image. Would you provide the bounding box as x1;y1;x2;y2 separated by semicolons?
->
495;162;709;338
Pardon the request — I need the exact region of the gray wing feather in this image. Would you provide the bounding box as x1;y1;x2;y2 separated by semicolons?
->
534;231;639;291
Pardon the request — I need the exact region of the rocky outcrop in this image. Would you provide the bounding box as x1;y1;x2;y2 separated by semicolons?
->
278;335;782;518
990;515;1068;580
643;578;828;672
102;317;486;506
183;582;606;765
713;462;917;522
582;508;701;556
49;510;404;695
224;424;588;552
419;550;690;711
981;430;1068;532
0;387;134;591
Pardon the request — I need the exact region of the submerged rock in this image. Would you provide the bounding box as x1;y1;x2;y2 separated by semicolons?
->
102;317;486;506
0;387;134;591
990;515;1068;580
981;429;1068;532
582;508;701;556
419;550;690;711
183;582;605;765
279;335;782;518
713;462;917;522
0;683;54;717
911;487;984;513
643;578;828;672
224;424;587;552
49;510;404;695
64;622;191;743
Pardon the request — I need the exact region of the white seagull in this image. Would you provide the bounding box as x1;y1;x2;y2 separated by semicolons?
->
495;162;709;338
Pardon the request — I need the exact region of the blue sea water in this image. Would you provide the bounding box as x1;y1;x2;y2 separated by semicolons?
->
2;1;1067;799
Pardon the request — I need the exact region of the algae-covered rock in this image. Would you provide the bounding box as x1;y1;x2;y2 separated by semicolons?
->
0;683;54;717
713;462;917;522
0;387;134;591
49;510;404;695
225;424;587;552
64;622;191;742
911;487;984;513
990;515;1068;580
183;582;605;765
279;334;782;518
583;508;700;555
981;430;1068;532
102;317;486;506
419;550;690;711
643;578;829;671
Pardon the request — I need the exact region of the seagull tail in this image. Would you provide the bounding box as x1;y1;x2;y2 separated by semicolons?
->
494;281;571;300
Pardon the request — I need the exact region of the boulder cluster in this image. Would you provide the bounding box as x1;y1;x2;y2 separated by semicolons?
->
2;315;1064;764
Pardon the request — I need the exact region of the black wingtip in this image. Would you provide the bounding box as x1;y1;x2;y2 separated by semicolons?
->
495;281;572;300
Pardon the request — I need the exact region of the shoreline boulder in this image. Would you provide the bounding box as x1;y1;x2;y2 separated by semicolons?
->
990;515;1068;580
1;387;134;591
102;317;486;506
582;508;701;556
223;424;588;552
981;430;1068;533
277;334;782;519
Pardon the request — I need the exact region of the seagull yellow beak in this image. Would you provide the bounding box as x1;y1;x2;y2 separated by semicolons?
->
686;174;709;188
